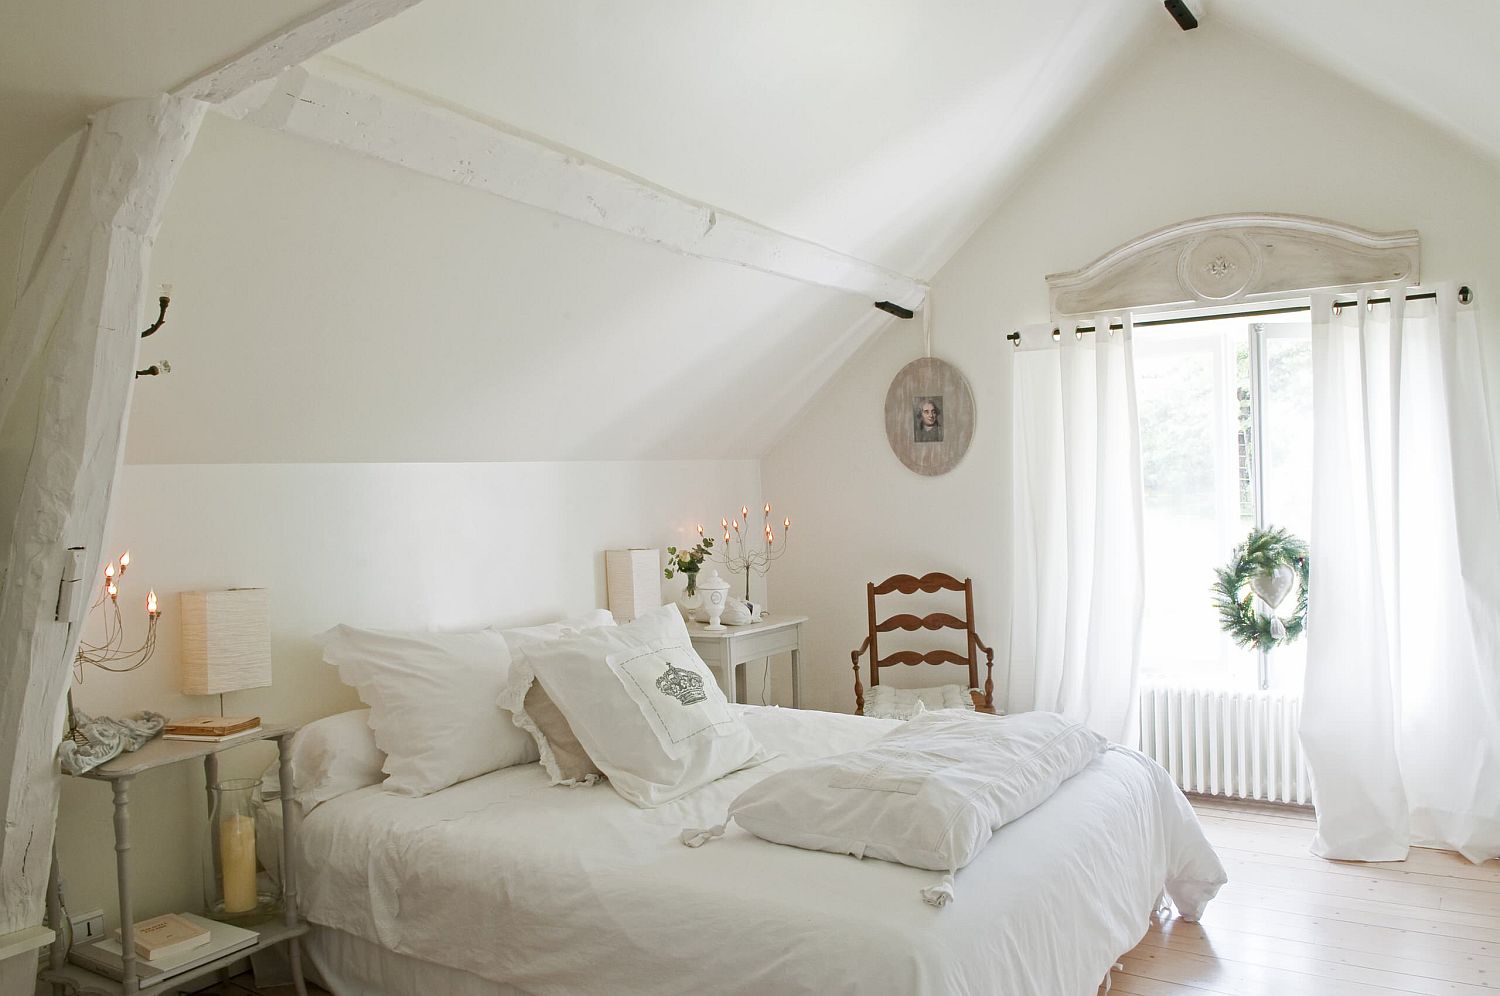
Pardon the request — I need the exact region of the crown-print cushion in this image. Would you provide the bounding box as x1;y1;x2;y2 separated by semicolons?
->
511;605;771;807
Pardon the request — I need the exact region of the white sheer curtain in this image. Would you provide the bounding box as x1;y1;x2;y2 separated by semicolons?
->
1301;284;1500;863
1011;316;1145;744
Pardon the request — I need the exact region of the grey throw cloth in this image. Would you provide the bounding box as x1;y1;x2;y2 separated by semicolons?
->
58;708;167;775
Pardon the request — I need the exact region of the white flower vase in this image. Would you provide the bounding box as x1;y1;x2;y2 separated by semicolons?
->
698;570;731;631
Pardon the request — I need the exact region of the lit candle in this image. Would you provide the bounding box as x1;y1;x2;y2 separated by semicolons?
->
741;506;749;520
764;502;771;517
732;520;740;533
118;551;130;573
697;524;704;537
784;517;791;530
724;531;731;543
105;562;115;581
107;581;117;601
219;814;257;914
147;590;158;617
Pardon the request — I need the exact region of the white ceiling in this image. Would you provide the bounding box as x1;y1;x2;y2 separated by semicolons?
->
323;0;1161;279
8;1;1500;463
1212;0;1500;167
0;0;330;202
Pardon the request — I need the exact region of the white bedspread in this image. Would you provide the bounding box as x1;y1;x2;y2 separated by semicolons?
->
297;706;1224;996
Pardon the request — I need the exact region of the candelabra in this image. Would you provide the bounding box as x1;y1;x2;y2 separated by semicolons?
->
74;550;161;681
702;503;791;602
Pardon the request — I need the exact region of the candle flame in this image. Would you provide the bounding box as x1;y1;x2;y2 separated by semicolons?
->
696;524;704;536
147;590;158;615
107;582;118;600
763;502;771;515
741;506;749;519
119;551;130;572
732;520;740;532
784;517;791;530
105;561;115;580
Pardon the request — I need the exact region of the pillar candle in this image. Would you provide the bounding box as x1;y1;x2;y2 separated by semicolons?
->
220;814;258;914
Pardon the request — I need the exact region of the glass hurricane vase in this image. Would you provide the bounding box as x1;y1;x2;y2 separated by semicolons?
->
202;777;282;925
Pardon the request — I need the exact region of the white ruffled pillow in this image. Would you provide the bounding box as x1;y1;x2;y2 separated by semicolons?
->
511;605;771;807
864;684;976;720
321;626;537;797
287;708;386;812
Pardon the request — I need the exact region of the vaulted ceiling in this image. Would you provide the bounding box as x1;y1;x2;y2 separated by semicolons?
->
4;1;1496;462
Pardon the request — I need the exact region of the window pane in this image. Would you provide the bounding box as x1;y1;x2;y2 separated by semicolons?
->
1257;326;1313;689
1135;328;1257;687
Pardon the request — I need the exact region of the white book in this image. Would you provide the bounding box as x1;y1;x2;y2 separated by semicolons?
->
69;913;258;988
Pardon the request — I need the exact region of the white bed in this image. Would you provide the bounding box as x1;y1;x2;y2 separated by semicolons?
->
294;705;1225;996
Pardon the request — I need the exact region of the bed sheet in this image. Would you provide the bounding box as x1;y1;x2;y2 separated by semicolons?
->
296;705;1224;996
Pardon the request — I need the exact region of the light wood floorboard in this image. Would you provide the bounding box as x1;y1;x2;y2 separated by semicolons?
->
1103;797;1500;995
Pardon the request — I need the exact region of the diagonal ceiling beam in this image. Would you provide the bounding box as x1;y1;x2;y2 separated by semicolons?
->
174;0;425;104
219;65;928;311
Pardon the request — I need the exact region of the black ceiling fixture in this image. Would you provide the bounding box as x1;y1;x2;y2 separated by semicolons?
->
1164;0;1198;31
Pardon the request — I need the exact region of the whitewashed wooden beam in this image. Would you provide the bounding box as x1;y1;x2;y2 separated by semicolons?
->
174;0;424;104
225;67;928;311
0;95;204;949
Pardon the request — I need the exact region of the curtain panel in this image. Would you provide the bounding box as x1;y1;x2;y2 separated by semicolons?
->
1301;284;1500;863
1011;317;1145;745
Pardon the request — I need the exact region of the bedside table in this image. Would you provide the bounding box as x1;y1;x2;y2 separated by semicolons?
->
40;723;309;996
687;614;807;707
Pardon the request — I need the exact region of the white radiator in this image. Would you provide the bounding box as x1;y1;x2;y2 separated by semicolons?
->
1138;684;1310;805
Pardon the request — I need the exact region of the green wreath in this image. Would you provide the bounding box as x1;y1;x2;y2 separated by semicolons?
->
1212;526;1310;651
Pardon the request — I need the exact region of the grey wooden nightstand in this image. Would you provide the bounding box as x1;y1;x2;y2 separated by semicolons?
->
686;613;807;707
40;723;309;996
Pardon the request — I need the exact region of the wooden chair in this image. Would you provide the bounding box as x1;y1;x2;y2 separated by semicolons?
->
851;572;996;716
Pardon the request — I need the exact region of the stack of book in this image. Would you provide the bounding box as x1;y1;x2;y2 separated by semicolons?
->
162;716;262;743
69;912;258;987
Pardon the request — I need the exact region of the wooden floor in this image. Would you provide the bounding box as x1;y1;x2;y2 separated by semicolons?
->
1104;796;1500;995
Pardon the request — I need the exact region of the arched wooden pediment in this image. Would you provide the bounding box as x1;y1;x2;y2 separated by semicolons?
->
1046;214;1420;318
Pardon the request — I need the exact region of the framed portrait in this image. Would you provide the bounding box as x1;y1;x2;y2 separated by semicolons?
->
884;358;974;476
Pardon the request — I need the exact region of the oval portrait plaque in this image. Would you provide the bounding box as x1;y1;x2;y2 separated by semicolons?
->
883;357;975;476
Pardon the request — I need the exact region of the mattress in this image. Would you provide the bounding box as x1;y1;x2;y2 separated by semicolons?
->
295;705;1225;996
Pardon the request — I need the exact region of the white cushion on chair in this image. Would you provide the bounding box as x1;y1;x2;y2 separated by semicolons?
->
865;684;976;720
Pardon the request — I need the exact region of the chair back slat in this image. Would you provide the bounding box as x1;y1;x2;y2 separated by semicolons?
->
870;572;969;596
876;649;970;669
875;612;968;634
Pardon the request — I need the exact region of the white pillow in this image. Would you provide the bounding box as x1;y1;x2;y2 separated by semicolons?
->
288;708;386;812
724;711;1105;886
513;605;771;807
495;610;617;786
321;626;537;796
494;609;616;649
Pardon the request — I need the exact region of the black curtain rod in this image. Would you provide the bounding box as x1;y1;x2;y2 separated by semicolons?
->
1006;285;1472;344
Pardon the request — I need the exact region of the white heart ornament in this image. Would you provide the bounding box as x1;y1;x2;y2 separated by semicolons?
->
1249;563;1297;611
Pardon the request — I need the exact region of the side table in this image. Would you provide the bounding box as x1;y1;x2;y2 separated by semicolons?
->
40;723;308;996
687;614;807;707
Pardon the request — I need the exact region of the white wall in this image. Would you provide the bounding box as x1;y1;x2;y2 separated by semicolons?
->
763;22;1500;716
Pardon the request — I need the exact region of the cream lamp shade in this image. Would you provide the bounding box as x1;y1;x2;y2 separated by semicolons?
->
605;549;662;622
179;588;272;695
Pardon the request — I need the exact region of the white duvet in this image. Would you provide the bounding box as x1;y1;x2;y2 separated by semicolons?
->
297;706;1225;996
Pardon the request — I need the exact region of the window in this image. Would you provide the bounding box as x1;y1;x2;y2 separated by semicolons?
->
1134;314;1311;691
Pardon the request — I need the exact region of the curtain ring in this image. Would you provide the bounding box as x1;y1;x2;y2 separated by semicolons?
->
1332;302;1344;316
1458;285;1473;305
1008;331;1022;348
